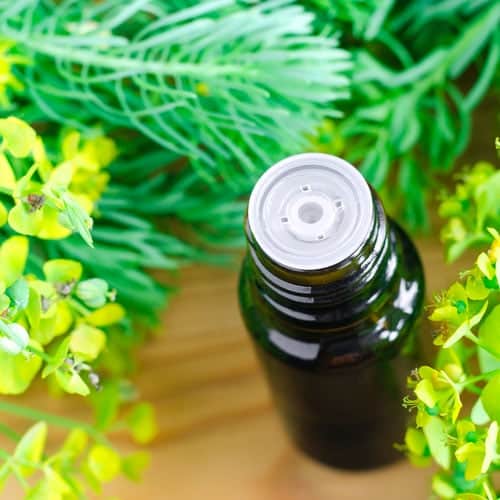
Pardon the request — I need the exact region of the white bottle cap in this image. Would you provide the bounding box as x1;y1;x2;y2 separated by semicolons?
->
248;153;374;271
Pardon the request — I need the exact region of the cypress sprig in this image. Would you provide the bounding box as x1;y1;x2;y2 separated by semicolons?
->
0;0;351;187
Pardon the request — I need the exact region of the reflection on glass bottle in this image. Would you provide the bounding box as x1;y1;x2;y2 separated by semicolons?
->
239;153;425;469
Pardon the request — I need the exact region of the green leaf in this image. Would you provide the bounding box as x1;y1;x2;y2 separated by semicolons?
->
26;286;41;331
81;460;101;493
443;321;471;348
477;253;495;280
26;479;52;500
465;274;490;300
455;442;484;481
436;347;464;380
478;347;500;374
86;303;125;327
6;279;29;310
456;420;476;443
26;467;71;500
415;379;439;408
90;382;120;431
471;398;490;426
432;474;456;499
14;422;47;476
442;300;488;348
87;445;121;483
469;300;488;328
423;416;451;469
122;451;150;482
47;162;74;189
126;403;158;444
0;341;42;394
43;259;82;285
0;236;29;288
44;467;71;495
60;428;88;459
0;117;37;158
69;324;106;361
482;421;497;473
54;370;90;396
430;304;460;324
478;305;500;358
58;192;94;247
41;336;71;379
7;202;44;237
481;373;500;422
405;427;428;456
475;172;500;230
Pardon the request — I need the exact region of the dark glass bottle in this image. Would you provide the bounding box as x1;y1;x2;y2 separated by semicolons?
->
239;153;424;470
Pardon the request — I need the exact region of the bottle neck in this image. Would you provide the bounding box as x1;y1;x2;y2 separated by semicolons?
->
245;195;397;327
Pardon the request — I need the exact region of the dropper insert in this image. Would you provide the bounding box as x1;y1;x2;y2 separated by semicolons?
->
248;153;374;271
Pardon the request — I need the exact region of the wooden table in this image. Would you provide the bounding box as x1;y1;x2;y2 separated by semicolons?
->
104;236;471;500
0;232;477;500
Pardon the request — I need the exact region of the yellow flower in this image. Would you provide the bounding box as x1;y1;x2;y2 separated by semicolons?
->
414;366;462;423
62;130;117;170
71;169;110;204
60;130;117;211
86;303;125;327
0;117;117;245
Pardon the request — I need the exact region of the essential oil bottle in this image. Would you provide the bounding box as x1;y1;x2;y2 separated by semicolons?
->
239;153;425;470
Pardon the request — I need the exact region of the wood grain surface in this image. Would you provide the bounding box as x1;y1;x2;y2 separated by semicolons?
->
3;234;473;500
125;236;476;500
0;230;477;500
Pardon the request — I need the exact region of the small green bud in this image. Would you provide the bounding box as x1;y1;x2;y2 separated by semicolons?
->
76;278;109;308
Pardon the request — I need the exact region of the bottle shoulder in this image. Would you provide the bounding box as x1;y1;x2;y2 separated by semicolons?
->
239;220;425;369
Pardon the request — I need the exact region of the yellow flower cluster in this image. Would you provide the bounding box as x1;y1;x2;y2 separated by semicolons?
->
0;117;117;243
0;235;125;395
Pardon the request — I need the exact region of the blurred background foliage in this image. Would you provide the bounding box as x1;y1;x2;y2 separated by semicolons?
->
0;0;498;322
307;0;499;229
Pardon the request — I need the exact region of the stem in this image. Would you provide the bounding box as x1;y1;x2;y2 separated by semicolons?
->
463;331;479;344
26;345;52;363
0;448;39;468
68;298;90;317
483;477;497;500
0;449;34;491
460;369;500;388
0;422;20;442
0;400;110;446
464;384;482;396
11;464;30;491
14;40;243;77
